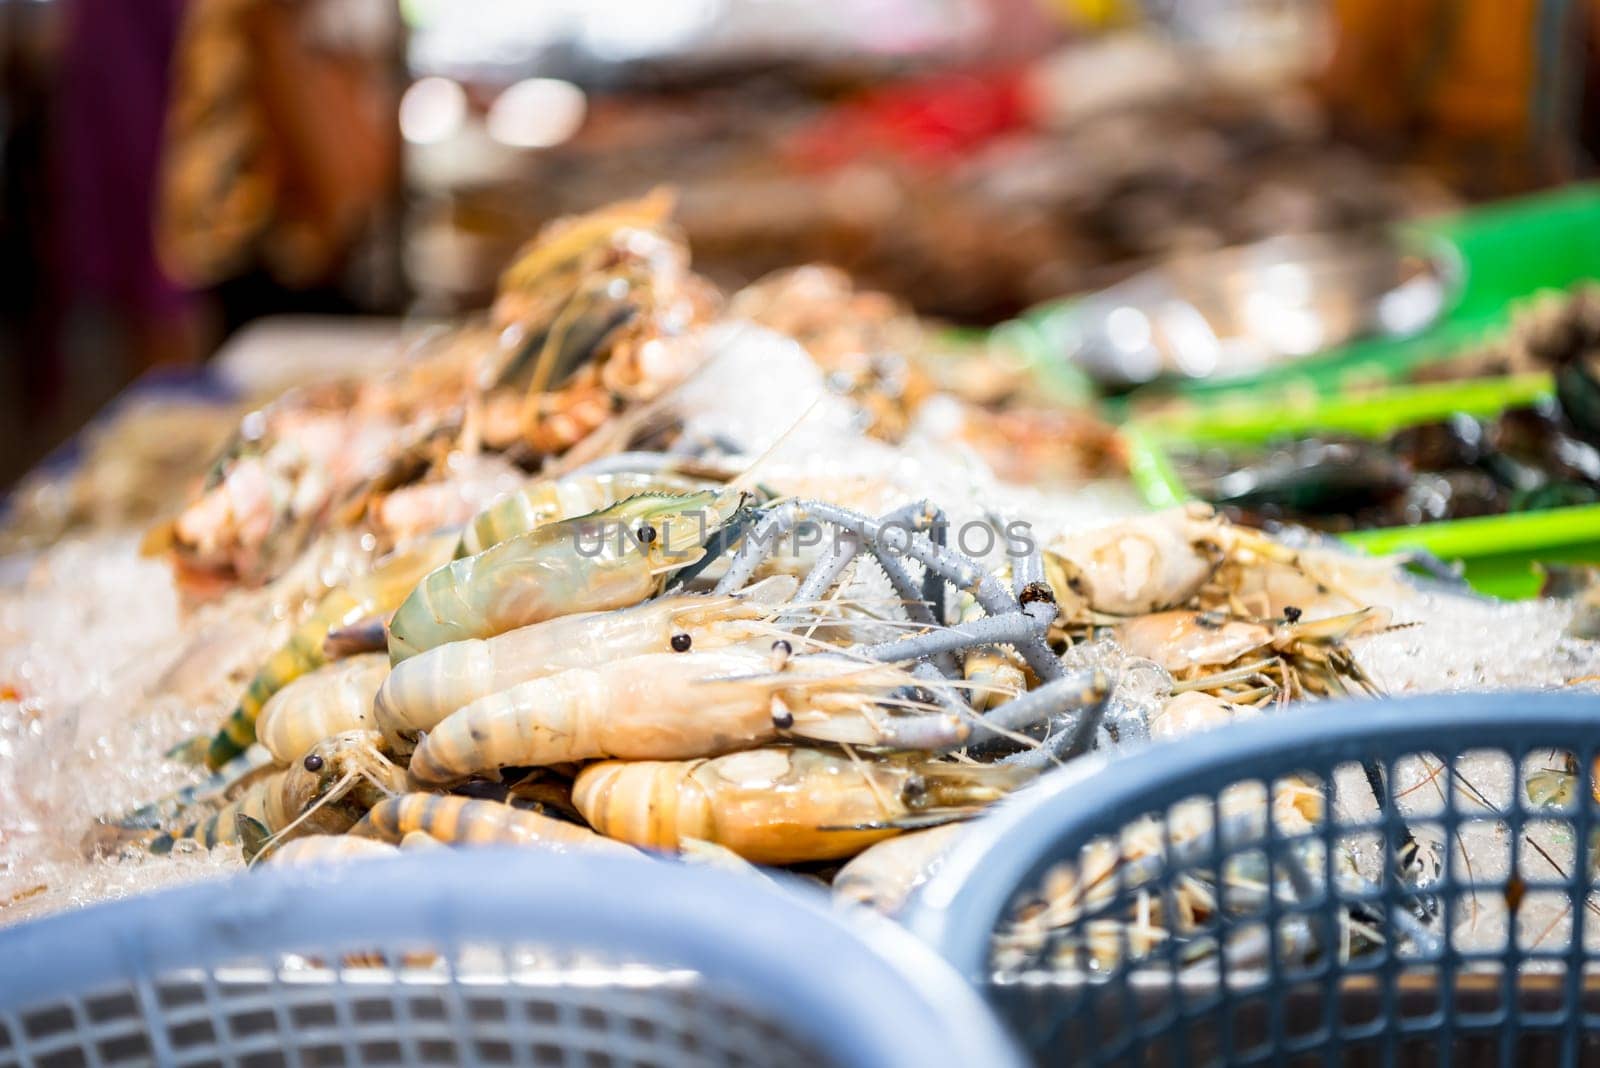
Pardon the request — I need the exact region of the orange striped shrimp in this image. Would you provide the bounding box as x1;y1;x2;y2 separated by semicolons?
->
573;748;1027;865
265;835;400;868
256;653;389;764
152;731;403;855
1114;606;1388;698
374;577;794;749
404;651;972;787
350;794;632;853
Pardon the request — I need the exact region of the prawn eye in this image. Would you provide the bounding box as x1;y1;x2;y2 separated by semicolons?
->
771;639;792;656
670;632;692;652
636;524;658;544
1283;605;1303;624
303;754;325;772
902;774;927;802
1018;581;1056;607
771;708;795;729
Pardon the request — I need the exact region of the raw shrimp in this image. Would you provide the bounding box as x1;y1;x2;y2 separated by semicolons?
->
1044;505;1323;622
487;190;718;455
456;471;706;558
1149;691;1260;742
150;731;403;855
375;577;795;746
158;401;410;595
832;823;965;913
265;835;400;868
386;489;748;661
492;190;677;332
204;531;456;769
103;745;277;839
256;653;389;764
351;794;630;853
405;650;973;786
1115;606;1388;698
573;747;1027;865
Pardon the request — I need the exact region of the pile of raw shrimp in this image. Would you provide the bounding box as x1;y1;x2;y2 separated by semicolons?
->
5;195;1600;930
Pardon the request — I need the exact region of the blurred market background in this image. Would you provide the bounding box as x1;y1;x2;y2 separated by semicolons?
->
1;0;1597;492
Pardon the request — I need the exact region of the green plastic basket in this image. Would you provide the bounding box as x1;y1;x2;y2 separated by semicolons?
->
1124;373;1600;599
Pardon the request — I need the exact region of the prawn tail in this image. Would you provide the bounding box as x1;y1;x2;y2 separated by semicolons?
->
112;745;275;831
238;814;274;865
165;734;211;765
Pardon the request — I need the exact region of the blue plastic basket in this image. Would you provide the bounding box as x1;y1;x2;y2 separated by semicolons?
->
905;693;1600;1066
0;849;1023;1068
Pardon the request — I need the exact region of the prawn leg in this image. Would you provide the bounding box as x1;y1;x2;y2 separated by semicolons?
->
857;608;1050;664
976;669;1111;751
783;500;940;619
803;500;1062;681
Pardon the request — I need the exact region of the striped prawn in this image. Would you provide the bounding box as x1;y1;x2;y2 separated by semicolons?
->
386;487;753;661
403;648;1003;787
374;576;796;749
202;530;456;769
455;469;709;558
146;730;404;856
351;794;632;853
573;747;1030;865
256;652;389;763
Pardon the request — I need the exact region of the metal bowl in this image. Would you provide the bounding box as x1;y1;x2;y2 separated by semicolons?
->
1062;230;1456;389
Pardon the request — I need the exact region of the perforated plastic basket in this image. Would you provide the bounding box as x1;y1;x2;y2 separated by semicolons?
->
905;693;1600;1066
0;849;1024;1068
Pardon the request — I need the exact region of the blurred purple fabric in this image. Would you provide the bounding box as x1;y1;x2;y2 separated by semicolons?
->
55;0;190;320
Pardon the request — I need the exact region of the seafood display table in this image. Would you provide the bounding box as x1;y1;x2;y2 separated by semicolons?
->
7;190;1600;1068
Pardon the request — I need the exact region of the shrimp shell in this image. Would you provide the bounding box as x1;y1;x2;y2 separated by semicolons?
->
266;835;400;868
206;531;456;769
386;491;736;662
1045;509;1219;618
374;579;791;747
155;731;403;853
256;653;389;764
1149;691;1257;742
405;650;964;786
1116;611;1274;674
573;748;1021;865
832;823;965;914
456;471;704;557
351;794;630;853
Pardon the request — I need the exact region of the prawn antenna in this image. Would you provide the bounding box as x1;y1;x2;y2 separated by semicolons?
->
720;395;827;500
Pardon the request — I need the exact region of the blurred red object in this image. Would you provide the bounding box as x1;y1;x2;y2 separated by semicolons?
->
786;67;1032;171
